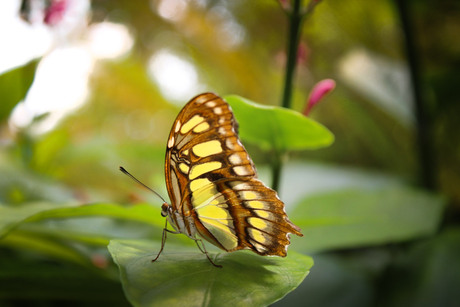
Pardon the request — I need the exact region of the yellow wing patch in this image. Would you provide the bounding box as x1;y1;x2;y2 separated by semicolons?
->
248;217;268;230
180;115;205;134
189;178;211;192
178;163;189;174
193;122;210;133
189;161;222;179
192;140;223;157
191;183;219;207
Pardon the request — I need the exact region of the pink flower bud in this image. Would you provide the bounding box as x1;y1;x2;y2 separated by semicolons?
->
303;79;336;115
44;0;68;26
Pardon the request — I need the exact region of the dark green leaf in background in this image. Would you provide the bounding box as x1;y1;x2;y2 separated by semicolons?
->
379;227;460;307
0;253;129;305
108;239;313;307
273;253;376;307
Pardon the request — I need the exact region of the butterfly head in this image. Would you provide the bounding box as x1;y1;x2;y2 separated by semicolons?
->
160;202;183;236
161;202;171;217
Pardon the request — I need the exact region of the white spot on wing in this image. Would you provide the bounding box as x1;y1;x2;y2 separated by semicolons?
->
232;181;250;190
226;138;235;150
175;120;181;133
233;166;250;176
229;153;242;165
167;136;175;148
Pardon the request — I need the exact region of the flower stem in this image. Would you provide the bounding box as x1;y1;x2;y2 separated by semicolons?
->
271;150;284;193
272;0;304;191
281;0;304;110
395;0;436;190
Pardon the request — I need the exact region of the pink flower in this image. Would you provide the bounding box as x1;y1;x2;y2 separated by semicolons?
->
303;79;336;116
278;0;290;10
44;0;68;26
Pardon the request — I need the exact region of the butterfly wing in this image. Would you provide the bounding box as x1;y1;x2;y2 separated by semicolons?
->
165;93;302;256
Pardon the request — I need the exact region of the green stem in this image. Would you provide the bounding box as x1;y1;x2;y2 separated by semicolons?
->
271;151;283;193
395;0;435;190
281;0;304;110
272;0;304;191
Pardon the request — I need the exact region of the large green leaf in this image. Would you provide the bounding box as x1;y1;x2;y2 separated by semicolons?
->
224;95;334;152
0;202;62;238
0;202;164;238
291;187;445;253
108;239;313;307
0;60;38;122
0;202;168;267
0;230;92;266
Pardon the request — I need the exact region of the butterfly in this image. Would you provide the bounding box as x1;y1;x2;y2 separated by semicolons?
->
122;93;302;267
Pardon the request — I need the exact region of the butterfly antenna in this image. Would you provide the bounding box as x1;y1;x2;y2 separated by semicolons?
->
119;166;168;204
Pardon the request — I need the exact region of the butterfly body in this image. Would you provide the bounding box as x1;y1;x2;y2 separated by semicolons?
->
161;93;302;259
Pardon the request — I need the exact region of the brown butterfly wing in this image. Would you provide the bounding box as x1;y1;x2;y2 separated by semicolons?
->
165;92;302;256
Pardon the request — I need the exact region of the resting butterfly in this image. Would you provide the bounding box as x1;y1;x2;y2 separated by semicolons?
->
122;93;302;267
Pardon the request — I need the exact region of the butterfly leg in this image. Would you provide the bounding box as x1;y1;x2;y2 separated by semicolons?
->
194;238;222;268
152;219;180;262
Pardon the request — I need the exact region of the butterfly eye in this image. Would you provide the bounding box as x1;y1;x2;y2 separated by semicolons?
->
161;203;169;217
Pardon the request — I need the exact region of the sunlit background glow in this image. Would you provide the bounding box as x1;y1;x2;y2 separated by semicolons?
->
1;0;249;135
0;1;52;74
10;46;94;133
206;5;246;50
148;49;204;104
153;0;245;50
87;22;134;59
155;0;188;22
1;0;134;134
339;49;414;126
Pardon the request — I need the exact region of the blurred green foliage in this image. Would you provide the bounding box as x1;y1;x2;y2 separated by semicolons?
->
1;0;459;306
0;60;38;122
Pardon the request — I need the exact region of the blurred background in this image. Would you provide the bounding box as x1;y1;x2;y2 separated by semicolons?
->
0;0;459;306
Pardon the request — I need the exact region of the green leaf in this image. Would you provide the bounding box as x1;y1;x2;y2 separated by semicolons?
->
291;187;446;253
0;202;164;239
224;95;334;152
0;230;91;266
0;202;62;238
0;60;39;122
108;239;313;307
